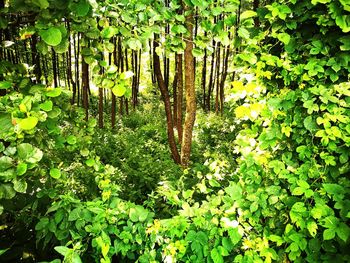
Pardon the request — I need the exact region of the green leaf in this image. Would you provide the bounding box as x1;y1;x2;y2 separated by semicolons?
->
120;71;134;79
85;159;95;167
237;27;250;39
101;26;117;39
0;81;11;89
46;87;62;97
0;183;16;199
277;33;291;45
229;228;242;245
0;156;13;171
211;247;224;263
307;220;318;237
32;0;49;9
70;0;90;17
40;100;53;111
72;252;82;263
129;206;149;222
303;116;318;132
225;182;242;201
39;27;62;46
16;163;28;176
50;168;61;179
0;247;9;256
0;113;12;136
171;25;187;34
18;116;38;130
323;228;335;240
17;143;43;163
336;223;350;242
54;246;70;256
240;10;257;20
13;179;27;193
112;85;126;97
192;47;204;58
127;38;142;50
67;135;77;145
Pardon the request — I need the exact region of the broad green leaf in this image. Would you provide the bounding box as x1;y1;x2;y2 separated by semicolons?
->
54;246;70;256
0;113;12;136
191;0;209;9
70;0;90;17
13;179;27;193
307;220;318;237
0;81;11;89
112;85;126;97
240;10;257;20
66;135;77;145
277;33;291;45
39;100;53;111
171;25;187;34
303;116;318;132
102;79;114;89
323;228;335;240
17;143;43;163
127;38;142;50
237;27;250;39
0;156;13;171
85;159;95;167
46;87;62;97
192;47;204;58
0;184;16;199
101;26;117;39
0;247;9;256
39;27;62;46
229;228;242;245
120;71;134;79
72;252;82;263
18;116;38;130
32;0;49;9
336;223;350;242
211;247;224;263
50;168;61;179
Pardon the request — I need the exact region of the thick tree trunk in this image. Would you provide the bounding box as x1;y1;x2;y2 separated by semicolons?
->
153;35;181;164
180;9;196;167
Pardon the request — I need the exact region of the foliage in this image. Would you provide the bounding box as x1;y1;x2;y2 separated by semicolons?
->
1;0;350;262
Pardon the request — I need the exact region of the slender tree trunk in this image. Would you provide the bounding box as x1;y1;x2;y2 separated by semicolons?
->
180;8;196;167
82;56;89;121
52;50;58;87
207;39;216;111
124;48;129;115
153;35;181;164
75;34;80;106
30;34;42;83
215;44;221;114
173;56;178;128
201;35;207;110
176;54;183;144
111;37;118;128
253;0;260;27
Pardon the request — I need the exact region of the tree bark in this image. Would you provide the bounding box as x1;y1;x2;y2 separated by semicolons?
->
180;8;196;167
176;54;183;144
153;35;181;164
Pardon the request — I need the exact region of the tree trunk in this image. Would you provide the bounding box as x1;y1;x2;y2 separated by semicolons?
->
153;35;181;164
82;57;89;121
180;9;196;167
176;54;183;144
